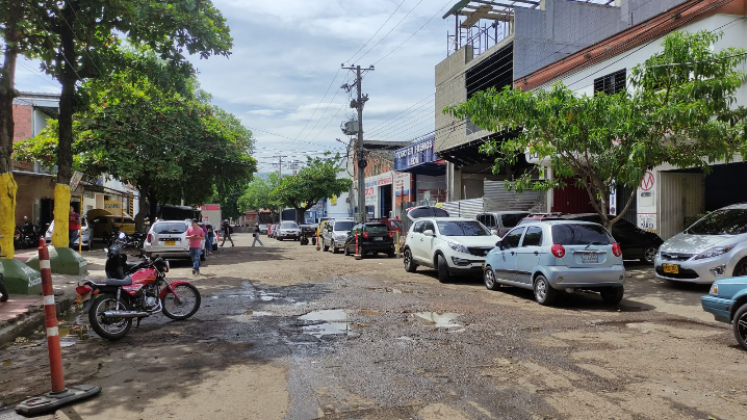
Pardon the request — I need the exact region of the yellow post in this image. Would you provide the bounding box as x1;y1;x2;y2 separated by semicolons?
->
0;173;18;259
51;184;71;249
395;230;400;258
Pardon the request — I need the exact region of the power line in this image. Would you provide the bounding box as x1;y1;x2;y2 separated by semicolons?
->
347;0;410;63
355;0;427;63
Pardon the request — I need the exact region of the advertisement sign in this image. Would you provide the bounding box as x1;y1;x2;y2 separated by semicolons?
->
394;172;411;197
104;200;123;216
394;136;435;171
364;172;393;188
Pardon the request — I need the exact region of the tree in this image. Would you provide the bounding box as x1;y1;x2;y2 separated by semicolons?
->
12;0;233;248
445;30;747;230
275;155;351;223
14;72;256;223
239;174;282;223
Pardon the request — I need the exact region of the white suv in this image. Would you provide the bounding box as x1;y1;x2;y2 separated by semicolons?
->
143;220;206;261
403;217;498;283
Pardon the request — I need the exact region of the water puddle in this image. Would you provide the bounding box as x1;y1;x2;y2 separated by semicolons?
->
244;310;273;316
299;310;350;338
366;287;414;294
414;312;465;331
360;310;384;316
2;359;11;366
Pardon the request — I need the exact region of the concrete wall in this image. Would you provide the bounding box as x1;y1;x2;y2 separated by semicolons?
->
435;47;470;153
514;0;689;79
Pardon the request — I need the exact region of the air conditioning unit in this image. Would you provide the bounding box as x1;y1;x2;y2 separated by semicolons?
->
340;120;359;135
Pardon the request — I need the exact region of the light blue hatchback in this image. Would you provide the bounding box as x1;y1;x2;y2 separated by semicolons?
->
483;221;626;305
701;277;747;351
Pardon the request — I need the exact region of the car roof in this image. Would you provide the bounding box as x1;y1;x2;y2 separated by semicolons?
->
414;217;475;223
721;203;747;210
518;220;604;227
478;211;531;215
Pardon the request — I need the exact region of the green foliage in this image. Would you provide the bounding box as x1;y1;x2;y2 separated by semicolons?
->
445;30;747;228
239;174;283;215
275;155;352;214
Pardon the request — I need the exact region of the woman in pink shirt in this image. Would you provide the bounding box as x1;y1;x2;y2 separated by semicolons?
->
186;219;205;275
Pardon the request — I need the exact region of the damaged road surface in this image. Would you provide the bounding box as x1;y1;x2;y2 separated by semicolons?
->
1;236;746;420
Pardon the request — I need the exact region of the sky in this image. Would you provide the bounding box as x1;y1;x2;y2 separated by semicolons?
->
14;0;456;173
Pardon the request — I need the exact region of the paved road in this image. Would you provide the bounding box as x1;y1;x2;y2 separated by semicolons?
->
1;234;745;420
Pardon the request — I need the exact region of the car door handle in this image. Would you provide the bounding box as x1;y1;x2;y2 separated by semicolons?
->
534;251;539;256
420;238;424;242
511;251;515;256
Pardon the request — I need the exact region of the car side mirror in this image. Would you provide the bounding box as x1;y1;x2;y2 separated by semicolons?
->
423;229;435;237
495;240;503;249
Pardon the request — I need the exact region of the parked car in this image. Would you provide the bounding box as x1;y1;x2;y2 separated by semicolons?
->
483;221;626;305
342;222;395;258
300;224;317;237
516;212;564;226
45;217;91;250
476;211;531;237
89;209;136;238
701;278;747;350
322;219;356;253
267;224;278;238
655;204;747;284
258;224;268;234
316;219;331;238
403;218;497;283
277;221;301;241
143;219;206;261
405;205;450;221
371;217;404;234
560;214;663;263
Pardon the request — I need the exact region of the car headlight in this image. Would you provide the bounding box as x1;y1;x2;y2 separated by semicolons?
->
693;244;736;260
447;241;469;254
709;284;719;296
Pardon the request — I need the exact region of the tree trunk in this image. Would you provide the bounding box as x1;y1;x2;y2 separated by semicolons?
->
148;189;158;223
0;0;21;258
295;208;304;224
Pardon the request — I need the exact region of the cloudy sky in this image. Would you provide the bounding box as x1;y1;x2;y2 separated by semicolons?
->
15;0;455;173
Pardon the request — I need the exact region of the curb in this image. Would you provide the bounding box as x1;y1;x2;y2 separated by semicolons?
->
0;296;74;347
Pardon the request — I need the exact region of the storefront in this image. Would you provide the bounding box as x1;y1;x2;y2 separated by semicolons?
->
364;172;394;219
394;136;447;213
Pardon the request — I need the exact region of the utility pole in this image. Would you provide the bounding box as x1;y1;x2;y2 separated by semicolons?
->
272;155;287;223
341;64;374;223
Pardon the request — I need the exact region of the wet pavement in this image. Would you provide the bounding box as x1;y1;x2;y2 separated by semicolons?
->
1;235;747;419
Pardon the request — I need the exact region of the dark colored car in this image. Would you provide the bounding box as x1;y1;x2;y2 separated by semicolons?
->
560;214;663;263
342;223;395;258
371;217;404;234
300;224;318;236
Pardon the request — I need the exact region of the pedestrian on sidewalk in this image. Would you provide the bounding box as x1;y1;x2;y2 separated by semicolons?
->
252;223;264;247
220;219;234;247
69;207;80;248
206;223;215;255
186;219;205;275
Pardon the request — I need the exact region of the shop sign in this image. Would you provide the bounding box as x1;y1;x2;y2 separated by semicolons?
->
364;172;393;188
104;200;123;216
394;136;435;171
394;172;411;197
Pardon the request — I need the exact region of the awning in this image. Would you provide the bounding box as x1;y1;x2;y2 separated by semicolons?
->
436;129;520;167
398;161;446;176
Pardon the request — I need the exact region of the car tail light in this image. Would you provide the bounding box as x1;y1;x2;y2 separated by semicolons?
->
388;232;393;238
551;244;566;258
76;285;92;295
612;243;622;257
147;233;153;243
363;232;369;239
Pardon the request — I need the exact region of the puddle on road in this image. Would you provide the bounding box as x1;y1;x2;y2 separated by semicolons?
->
360;310;384;316
366;287;414;294
2;359;11;366
414;312;465;331
299;310;351;338
244;310;273;316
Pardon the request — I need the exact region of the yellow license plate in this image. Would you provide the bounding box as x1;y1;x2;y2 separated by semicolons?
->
165;240;176;246
481;263;485;270
662;264;679;274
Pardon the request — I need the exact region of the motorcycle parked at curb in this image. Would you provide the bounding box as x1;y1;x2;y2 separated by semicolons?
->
0;236;9;302
76;243;201;340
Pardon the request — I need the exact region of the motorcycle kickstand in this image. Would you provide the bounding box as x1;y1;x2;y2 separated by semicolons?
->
136;317;143;328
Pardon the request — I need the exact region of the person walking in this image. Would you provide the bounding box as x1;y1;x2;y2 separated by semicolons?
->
186;219;205;275
205;223;215;255
69;206;80;248
220;219;234;247
252;223;264;247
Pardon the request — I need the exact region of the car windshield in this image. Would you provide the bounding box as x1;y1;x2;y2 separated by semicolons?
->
334;221;356;231
686;209;747;235
366;224;388;233
436;221;490;236
501;213;527;228
153;222;188;234
551;224;612;245
389;220;403;229
281;221;299;229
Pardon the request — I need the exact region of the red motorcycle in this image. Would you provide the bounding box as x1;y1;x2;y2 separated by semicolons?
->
76;244;201;340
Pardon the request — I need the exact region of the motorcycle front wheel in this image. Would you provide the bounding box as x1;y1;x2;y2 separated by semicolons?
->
89;294;133;340
162;284;201;320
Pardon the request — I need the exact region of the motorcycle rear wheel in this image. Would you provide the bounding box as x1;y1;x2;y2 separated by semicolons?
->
162;284;201;320
0;276;9;302
89;294;133;340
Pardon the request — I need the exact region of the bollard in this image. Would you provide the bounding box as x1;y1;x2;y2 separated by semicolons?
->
354;232;361;260
316;230;321;251
78;225;82;254
395;231;401;258
15;239;101;416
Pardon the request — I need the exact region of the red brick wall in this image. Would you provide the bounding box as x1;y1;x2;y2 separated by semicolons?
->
12;104;35;171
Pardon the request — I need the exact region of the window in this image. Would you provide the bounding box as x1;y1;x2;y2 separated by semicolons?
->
334;221;356;231
594;69;626;95
686;210;747;235
522;227;543;247
503;228;525;248
421;221;436;234
436;220;490;237
154;222;188;234
365;224;389;233
551;224;613;245
412;221;425;233
280;221;299;229
501;213;528;229
477;214;496;229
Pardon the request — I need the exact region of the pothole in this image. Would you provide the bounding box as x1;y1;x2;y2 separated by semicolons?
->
414;312;464;331
299;310;351;338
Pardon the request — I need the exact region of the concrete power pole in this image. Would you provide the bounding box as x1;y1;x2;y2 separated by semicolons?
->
272;155;287;222
341;64;374;222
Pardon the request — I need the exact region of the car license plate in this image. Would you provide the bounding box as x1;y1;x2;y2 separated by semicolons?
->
662;264;679;274
582;253;599;264
289;233;295;236
374;237;384;241
165;240;176;246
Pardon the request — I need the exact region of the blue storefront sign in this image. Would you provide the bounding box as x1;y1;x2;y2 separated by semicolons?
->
394;136;435;171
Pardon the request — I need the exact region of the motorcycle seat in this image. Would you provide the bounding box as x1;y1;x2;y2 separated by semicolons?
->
104;277;133;287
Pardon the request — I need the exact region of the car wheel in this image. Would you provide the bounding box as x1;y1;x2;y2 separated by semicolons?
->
387;249;395;258
436;254;450;283
641;245;658;264
484;266;500;291
533;275;556;306
600;286;624;305
332;241;339;254
344;243;351;256
734;258;747;277
404;248;417;272
732;303;747;351
323;240;330;252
